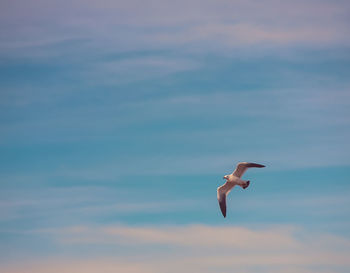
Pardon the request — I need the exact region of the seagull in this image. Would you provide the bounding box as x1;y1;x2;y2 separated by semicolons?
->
217;162;265;218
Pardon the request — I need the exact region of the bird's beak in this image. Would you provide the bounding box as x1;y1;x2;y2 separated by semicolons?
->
223;176;226;179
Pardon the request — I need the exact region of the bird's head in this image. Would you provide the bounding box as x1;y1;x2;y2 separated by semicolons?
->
223;175;229;180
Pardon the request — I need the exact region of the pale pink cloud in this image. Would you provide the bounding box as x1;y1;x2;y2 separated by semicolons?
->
11;224;347;273
1;0;349;55
1;259;154;273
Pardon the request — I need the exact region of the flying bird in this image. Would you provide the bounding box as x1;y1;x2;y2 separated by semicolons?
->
217;162;265;218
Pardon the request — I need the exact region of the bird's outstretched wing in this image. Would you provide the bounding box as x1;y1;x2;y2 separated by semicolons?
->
232;162;265;178
217;182;235;218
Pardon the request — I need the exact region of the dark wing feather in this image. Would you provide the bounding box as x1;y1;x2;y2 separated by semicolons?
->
218;193;226;218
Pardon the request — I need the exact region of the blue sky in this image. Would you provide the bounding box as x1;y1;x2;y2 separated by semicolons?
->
1;0;350;272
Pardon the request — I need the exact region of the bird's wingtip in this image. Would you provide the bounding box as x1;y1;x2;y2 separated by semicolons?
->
255;163;265;168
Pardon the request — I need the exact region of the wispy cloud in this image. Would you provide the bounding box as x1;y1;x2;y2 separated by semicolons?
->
0;185;205;225
80;56;200;85
3;224;350;273
153;22;350;49
1;259;152;273
1;0;349;58
49;225;300;248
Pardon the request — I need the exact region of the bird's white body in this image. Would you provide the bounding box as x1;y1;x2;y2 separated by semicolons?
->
223;174;248;186
217;162;265;218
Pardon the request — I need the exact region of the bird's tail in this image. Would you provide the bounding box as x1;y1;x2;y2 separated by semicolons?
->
242;180;250;189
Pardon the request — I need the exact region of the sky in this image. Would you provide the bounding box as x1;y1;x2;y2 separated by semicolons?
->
1;0;350;272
